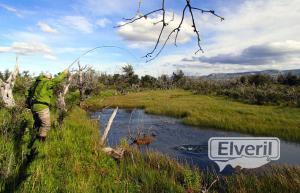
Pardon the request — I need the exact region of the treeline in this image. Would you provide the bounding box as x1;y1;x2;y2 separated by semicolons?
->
95;66;300;107
181;74;300;107
1;65;300;107
97;66;300;107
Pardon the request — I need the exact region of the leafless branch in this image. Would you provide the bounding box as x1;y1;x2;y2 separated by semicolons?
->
116;8;163;27
116;0;224;62
191;7;225;21
6;56;19;86
63;73;74;96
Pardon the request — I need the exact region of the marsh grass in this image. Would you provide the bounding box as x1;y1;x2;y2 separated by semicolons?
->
216;165;300;193
1;106;202;193
85;89;300;142
1;104;300;192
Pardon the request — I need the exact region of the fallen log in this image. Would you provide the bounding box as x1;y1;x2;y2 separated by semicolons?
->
102;147;125;160
100;107;125;160
100;107;118;144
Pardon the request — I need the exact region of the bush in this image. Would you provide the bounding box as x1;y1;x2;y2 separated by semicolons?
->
179;75;300;107
247;74;273;86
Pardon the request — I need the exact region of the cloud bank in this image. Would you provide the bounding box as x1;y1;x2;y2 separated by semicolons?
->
146;0;300;75
117;12;195;48
0;41;55;59
183;41;300;65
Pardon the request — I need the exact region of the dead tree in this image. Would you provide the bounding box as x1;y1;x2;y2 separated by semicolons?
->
57;73;74;112
77;61;87;102
116;0;224;62
0;57;19;108
57;73;75;125
76;61;97;102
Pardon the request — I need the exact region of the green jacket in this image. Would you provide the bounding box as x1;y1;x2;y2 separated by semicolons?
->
27;72;67;112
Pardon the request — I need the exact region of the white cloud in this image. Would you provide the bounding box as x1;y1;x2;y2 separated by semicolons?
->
0;41;55;60
117;12;195;48
0;47;10;52
37;22;58;33
0;3;22;17
61;16;93;33
96;18;111;28
197;0;300;54
144;0;300;75
185;40;300;65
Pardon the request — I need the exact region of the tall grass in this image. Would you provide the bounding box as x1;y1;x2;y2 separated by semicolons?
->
214;165;300;193
0;106;201;193
0;106;33;192
85;89;300;142
1;104;300;192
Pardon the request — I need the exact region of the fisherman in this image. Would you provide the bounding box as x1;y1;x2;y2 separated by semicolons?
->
26;69;69;142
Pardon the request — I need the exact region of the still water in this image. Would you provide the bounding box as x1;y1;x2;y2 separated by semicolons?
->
91;108;300;172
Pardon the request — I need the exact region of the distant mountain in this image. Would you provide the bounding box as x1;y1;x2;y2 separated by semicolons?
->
202;69;300;80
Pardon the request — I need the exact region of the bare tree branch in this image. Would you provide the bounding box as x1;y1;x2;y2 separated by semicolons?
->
191;7;224;21
187;0;203;54
6;56;19;87
63;74;74;96
116;0;224;62
116;8;163;27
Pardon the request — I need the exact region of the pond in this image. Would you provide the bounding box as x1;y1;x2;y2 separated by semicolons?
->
91;108;300;173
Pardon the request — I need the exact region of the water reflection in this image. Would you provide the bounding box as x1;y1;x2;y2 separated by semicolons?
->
92;109;300;173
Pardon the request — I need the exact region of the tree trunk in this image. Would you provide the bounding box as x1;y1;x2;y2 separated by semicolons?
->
57;74;74;125
57;74;73;112
0;57;19;108
78;62;85;101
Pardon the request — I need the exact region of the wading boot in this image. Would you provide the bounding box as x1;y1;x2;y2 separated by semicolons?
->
37;135;46;142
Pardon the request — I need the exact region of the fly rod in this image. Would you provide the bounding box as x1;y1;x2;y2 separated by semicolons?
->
66;45;139;70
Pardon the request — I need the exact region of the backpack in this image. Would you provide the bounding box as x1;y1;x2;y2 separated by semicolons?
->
25;80;40;109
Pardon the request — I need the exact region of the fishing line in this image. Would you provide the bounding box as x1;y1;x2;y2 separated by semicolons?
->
67;45;142;70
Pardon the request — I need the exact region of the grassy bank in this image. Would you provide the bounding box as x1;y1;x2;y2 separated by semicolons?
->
1;105;300;192
1;106;202;193
85;89;300;142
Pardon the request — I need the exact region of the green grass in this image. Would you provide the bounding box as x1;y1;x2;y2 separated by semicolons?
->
1;104;300;193
0;106;202;193
85;89;300;142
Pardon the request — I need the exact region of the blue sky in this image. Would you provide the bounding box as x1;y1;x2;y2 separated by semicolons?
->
0;0;299;76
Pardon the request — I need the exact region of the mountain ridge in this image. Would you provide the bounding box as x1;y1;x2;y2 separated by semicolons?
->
202;69;300;80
